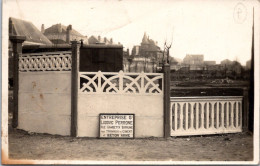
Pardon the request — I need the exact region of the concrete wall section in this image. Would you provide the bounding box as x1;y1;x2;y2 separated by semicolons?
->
18;72;71;136
77;94;163;138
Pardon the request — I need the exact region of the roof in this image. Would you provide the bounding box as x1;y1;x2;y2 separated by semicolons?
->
170;57;182;63
184;54;204;61
140;32;161;52
220;59;233;65
147;44;160;52
88;35;114;45
44;23;83;37
82;44;123;49
221;59;232;62
23;44;71;49
185;54;204;58
23;41;46;46
141;32;149;44
10;17;52;45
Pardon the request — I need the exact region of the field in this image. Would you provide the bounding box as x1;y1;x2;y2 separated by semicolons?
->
171;79;249;97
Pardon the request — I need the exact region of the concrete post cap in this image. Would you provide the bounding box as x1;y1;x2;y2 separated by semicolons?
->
9;35;26;42
163;63;170;67
70;40;81;44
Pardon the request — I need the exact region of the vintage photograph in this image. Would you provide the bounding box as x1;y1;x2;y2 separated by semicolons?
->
1;0;259;164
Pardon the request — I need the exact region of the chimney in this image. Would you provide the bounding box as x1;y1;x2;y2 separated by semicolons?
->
80;39;84;47
84;36;89;44
127;48;129;56
110;38;113;44
41;24;45;33
104;37;107;43
58;23;62;33
98;35;101;42
9;18;15;35
66;24;72;44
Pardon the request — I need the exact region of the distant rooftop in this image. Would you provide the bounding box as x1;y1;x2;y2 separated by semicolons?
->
9;17;52;45
44;23;83;37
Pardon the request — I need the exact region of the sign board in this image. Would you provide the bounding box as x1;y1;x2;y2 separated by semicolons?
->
99;114;135;138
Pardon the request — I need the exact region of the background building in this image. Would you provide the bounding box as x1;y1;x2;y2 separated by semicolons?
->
183;54;204;65
43;23;88;44
128;32;163;73
88;35;114;45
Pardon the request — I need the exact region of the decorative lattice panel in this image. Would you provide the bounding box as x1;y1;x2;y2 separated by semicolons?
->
79;71;163;95
19;51;72;72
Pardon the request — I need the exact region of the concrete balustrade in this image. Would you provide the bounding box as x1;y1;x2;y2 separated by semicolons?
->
170;96;243;136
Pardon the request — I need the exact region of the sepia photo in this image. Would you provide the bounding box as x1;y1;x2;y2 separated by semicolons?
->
1;0;260;165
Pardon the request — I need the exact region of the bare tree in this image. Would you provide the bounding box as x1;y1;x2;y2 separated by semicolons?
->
163;28;174;64
163;28;173;65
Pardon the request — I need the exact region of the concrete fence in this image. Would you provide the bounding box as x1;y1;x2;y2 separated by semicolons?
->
77;71;164;137
10;36;249;138
17;51;72;135
170;96;243;136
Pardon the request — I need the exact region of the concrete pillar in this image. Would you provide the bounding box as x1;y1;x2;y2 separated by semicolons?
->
71;40;81;137
242;87;249;131
163;63;171;138
9;36;26;128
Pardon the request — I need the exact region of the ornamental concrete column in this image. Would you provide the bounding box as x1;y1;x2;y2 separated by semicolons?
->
163;63;171;138
71;40;81;137
9;35;26;128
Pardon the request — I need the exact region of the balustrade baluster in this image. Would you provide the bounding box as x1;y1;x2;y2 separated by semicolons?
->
211;102;214;128
196;103;199;130
170;103;173;131
221;102;225;128
230;102;234;127
174;104;177;131
186;103;189;130
201;102;205;129
236;101;239;128
226;102;230;127
179;103;184;130
216;102;219;129
239;101;242;127
190;102;194;130
206;102;209;129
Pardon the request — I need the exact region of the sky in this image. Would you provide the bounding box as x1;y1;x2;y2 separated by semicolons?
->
4;0;257;65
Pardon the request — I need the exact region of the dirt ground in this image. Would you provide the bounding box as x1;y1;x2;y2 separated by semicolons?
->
8;126;253;161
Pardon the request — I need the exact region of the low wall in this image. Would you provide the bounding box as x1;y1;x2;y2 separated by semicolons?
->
17;51;72;135
18;72;71;135
77;71;164;138
78;94;163;137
